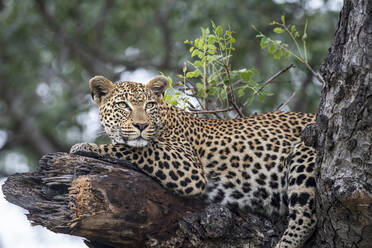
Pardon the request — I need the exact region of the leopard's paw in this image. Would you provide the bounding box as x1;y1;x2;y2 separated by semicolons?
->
70;142;99;156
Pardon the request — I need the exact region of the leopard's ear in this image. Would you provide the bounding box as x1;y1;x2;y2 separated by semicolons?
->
146;76;169;99
89;76;114;105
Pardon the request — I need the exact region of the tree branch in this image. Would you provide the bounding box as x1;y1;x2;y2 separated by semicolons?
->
189;107;234;114
224;64;244;118
304;62;324;84
274;91;296;111
255;64;295;96
2;152;283;248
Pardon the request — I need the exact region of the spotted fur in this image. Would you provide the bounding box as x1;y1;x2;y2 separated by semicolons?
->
70;76;317;248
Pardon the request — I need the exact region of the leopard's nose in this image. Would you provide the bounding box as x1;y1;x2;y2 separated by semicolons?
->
133;122;149;131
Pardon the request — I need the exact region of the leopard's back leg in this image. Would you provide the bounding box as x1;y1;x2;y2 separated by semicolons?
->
276;142;317;248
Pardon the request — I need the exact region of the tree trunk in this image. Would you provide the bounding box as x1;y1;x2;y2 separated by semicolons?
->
2;152;282;248
303;0;372;247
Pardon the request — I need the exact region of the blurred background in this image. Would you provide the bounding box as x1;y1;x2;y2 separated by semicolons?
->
0;0;341;247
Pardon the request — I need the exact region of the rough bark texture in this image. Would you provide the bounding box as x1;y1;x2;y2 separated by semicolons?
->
303;0;372;247
2;152;283;248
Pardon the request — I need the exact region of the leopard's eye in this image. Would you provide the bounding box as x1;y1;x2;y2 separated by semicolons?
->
145;101;157;110
115;101;130;109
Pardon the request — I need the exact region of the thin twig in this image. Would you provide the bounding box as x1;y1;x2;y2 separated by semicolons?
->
224;64;244;118
189;107;234;114
275;92;296;111
203;62;208;109
255;64;295;96
304;62;325;84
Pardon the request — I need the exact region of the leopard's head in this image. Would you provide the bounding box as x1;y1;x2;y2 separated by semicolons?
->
89;75;169;148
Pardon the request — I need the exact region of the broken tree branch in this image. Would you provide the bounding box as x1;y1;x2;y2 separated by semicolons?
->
2;152;284;248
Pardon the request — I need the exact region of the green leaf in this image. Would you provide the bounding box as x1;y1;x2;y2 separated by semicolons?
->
245;94;255;106
196;82;203;89
284;51;290;57
260;37;269;49
186;69;201;78
207;44;216;50
261;90;274;96
191;49;199;57
273;27;284;34
198;37;204;49
229;37;236;43
194;70;202;77
201;27;210;36
258;94;265;102
240;69;257;82
207;55;218;62
281;15;285;24
167;76;173;86
238;88;245;97
211;21;216;29
241;71;251;82
197;88;205;98
194;60;202;67
269;44;276;54
291;25;296;33
248;81;260;89
194;38;200;48
207;48;216;55
274;49;283;59
208;35;216;44
208;87;216;96
163;94;170;101
215;25;223;36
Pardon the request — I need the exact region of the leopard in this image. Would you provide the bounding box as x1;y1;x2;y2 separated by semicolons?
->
70;75;317;248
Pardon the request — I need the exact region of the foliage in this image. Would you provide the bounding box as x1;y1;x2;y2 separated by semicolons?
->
253;15;324;84
164;22;273;116
0;0;341;175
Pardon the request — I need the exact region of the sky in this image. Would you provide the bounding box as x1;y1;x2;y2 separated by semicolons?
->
0;179;84;248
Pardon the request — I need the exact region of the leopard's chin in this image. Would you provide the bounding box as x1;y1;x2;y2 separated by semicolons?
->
126;138;149;148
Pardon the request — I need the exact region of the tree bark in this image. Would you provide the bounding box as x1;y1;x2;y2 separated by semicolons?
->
2;152;282;248
303;0;372;247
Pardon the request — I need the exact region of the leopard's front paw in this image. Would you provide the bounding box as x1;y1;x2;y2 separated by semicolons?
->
70;142;99;156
